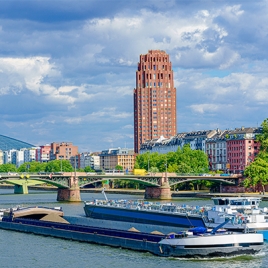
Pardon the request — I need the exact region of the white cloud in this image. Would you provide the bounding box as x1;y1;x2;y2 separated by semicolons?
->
0;57;54;95
63;108;132;125
220;5;244;22
0;57;101;106
189;103;221;114
1;1;268;151
122;124;133;129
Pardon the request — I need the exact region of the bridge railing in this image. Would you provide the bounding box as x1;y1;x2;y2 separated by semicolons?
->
176;173;201;176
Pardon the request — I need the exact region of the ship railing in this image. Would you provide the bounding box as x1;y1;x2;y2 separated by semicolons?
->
90;200;208;216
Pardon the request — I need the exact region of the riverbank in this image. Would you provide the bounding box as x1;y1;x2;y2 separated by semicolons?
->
1;183;268;200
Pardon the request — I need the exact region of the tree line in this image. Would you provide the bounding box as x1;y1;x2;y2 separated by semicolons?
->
0;160;95;173
244;118;268;193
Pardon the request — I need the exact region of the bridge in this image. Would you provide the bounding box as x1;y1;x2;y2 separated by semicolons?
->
0;172;240;201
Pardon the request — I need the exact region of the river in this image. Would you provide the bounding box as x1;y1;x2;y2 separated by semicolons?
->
0;188;267;268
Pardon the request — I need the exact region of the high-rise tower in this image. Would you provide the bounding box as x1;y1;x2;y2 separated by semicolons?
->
134;50;177;153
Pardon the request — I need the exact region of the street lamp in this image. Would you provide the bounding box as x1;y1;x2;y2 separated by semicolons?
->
59;156;63;172
147;152;150;173
165;154;168;181
74;155;77;178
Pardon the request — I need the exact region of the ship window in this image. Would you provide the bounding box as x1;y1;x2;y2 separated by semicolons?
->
217;199;228;205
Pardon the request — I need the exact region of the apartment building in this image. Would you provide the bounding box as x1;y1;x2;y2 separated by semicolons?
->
79;152;100;170
50;142;78;161
4;149;17;165
24;148;37;163
36;145;51;162
99;148;135;172
0;150;3;165
206;130;229;171
226;127;261;173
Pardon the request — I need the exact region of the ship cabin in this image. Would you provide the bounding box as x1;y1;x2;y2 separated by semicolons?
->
212;197;261;208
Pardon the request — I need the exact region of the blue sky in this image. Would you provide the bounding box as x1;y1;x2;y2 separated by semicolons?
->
0;0;267;152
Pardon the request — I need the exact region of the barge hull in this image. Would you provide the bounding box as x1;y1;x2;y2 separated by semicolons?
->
0;220;263;258
0;220;161;255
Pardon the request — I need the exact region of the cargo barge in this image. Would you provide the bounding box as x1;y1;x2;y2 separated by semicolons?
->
84;193;268;241
0;206;264;258
84;199;206;228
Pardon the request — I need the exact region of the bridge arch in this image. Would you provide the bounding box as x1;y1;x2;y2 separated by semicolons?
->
0;178;69;189
168;177;237;187
78;176;161;188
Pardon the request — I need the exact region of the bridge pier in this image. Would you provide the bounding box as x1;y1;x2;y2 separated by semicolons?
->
57;188;81;202
14;183;28;194
57;175;81;202
144;186;171;199
144;174;171;200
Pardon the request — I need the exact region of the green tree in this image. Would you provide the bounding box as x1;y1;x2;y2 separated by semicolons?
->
61;160;74;172
0;163;17;172
45;160;73;172
167;163;179;172
115;165;123;171
149;167;159;175
244;158;268;193
256;118;268;153
17;161;47;172
134;151;153;171
168;144;209;174
113;179;140;189
84;166;95;172
244;118;268;193
176;162;192;173
135;144;209;174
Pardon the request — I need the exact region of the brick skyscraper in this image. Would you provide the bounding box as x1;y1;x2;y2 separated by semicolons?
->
134;50;177;153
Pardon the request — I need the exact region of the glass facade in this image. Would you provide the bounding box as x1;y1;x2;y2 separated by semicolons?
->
0;135;34;151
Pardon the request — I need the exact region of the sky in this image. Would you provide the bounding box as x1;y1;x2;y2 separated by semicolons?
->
0;0;268;152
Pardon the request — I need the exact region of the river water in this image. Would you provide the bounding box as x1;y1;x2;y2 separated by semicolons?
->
0;188;267;268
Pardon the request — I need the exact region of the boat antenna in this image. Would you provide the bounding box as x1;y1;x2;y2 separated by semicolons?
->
102;187;108;202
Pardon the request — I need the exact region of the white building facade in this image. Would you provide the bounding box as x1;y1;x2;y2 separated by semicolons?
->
24;148;38;163
79;153;100;170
